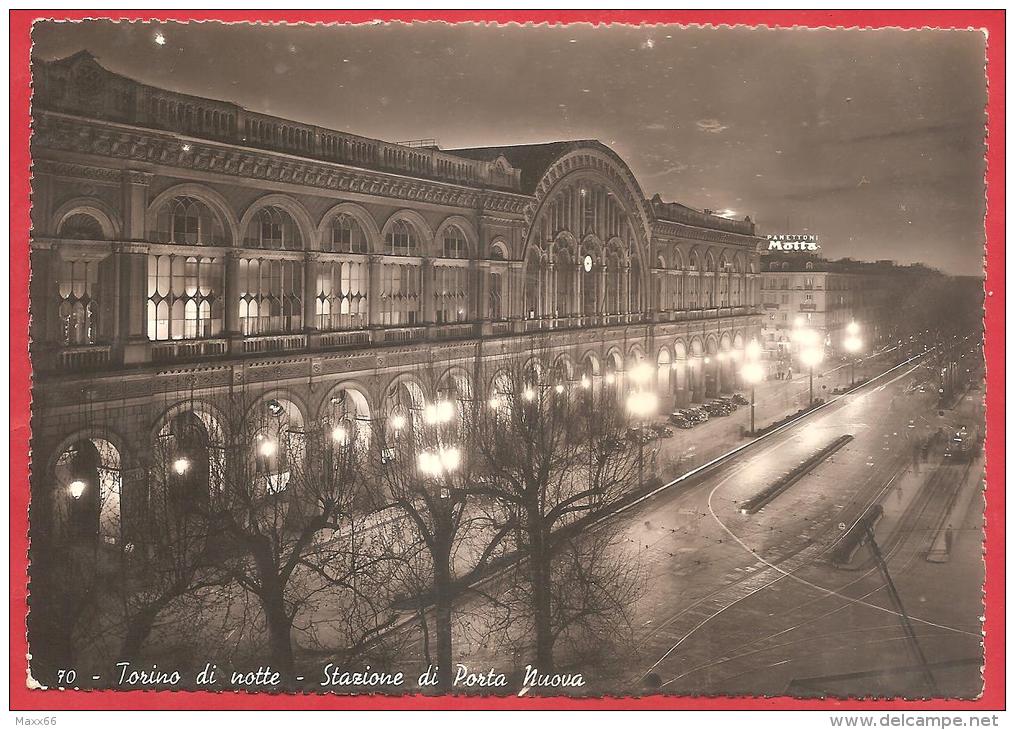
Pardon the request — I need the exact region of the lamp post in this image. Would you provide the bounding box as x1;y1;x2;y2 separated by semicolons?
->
741;339;764;435
794;324;824;406
844;321;863;386
626;390;658;491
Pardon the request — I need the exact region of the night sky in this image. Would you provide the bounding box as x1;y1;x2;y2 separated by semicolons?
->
32;21;987;276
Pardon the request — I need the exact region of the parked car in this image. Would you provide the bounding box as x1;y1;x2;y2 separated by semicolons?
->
649;423;674;438
731;393;750;406
703;400;734;417
626;427;654;444
686;407;710;423
668;411;695;429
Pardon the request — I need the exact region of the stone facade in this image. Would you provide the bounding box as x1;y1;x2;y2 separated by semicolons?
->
30;51;764;537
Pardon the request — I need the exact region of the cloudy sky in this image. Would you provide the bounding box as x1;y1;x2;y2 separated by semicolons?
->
33;21;987;275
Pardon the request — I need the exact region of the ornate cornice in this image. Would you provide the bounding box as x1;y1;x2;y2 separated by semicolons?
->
33;112;532;216
32;159;122;185
652;219;765;248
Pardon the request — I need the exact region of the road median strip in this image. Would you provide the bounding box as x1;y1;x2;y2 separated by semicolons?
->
739;434;855;515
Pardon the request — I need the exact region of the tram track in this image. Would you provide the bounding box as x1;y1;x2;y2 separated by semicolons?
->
632;360;976;689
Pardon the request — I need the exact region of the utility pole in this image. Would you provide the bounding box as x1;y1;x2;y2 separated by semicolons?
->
864;523;939;695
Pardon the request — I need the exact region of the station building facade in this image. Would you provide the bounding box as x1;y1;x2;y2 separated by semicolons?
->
29;51;764;542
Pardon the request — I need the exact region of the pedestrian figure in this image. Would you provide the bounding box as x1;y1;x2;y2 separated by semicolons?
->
945;527;955;554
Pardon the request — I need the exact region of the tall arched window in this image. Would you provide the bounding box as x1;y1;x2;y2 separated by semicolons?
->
434;265;468;323
147;255;224;341
380;263;421;326
385;219;417;256
58;213;105;241
316;260;368;330
238;258;303;335
245;206;303;250
57;259;100;345
325;214;369;254
153;196;226;245
630;257;643;313
442;226;468;259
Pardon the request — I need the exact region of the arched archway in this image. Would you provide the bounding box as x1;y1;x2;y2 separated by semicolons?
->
51;437;122;544
321;383;373;447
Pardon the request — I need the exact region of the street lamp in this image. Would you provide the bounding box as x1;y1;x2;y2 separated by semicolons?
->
172;457;191;475
424;400;455;425
68;479;86;500
629;362;655;387
844;321;863;386
799;343;824;405
741;340;764;434
417;446;461;479
626;390;658;491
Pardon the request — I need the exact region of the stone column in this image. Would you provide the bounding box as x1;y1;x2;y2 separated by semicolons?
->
224;251;242;356
117;242;150;365
545;262;555;319
420;257;435;325
29;246;55;348
303;252;319;332
598;263;608;317
122;170;150;241
475;261;490;333
367;255;383;327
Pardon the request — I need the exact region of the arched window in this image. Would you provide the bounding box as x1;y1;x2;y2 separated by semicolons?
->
57;259;100;345
385;219;417;256
524;252;542;319
147;255;224;341
316;260;368;330
59;213;105;241
325;214;368;254
442;226;468;259
379;262;421;326
153;196;226;245
434;266;468;323
245;206;303;250
238;258;304;335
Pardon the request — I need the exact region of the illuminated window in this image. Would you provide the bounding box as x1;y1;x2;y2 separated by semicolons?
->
153;196;225;245
245;206;303;250
489;272;503;320
385;219;417;256
316;260;367;330
379;262;420;325
58;213;105;241
325;214;368;254
434;266;468;323
442;226;468;259
57;259;99;345
237;258;303;335
147;254;224;341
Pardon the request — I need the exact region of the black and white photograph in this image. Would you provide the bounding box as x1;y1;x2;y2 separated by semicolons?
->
25;19;988;700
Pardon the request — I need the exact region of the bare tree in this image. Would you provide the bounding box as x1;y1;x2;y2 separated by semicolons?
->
209;392;391;680
472;353;640;673
373;366;513;690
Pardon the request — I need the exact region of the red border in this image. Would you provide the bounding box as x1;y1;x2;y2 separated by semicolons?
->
9;9;1005;711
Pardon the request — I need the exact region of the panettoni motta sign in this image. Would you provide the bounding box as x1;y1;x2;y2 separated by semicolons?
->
766;234;820;251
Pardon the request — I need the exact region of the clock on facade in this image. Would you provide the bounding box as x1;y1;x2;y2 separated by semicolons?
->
583;254;593;273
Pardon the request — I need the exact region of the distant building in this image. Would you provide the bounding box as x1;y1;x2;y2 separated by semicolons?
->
758;252;932;375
